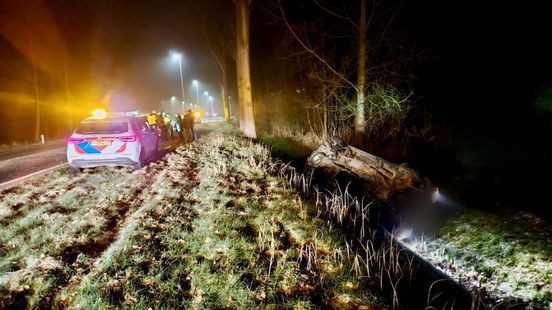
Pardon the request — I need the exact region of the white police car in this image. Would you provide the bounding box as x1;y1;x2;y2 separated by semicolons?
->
66;110;158;172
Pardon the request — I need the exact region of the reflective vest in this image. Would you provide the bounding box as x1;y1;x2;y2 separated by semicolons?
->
147;114;157;125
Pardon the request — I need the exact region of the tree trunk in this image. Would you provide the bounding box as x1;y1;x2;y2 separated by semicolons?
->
355;0;367;144
235;0;257;138
210;44;230;122
221;68;230;122
62;59;73;130
323;100;328;138
217;59;230;123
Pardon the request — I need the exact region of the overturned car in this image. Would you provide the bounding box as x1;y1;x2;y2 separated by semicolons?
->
306;137;439;228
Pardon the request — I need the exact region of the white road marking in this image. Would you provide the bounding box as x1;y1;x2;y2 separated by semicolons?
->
0;162;68;191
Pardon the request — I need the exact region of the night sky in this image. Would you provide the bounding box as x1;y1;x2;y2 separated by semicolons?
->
412;1;552;124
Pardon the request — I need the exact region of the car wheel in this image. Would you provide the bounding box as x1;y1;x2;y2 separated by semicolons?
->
133;148;145;170
70;166;81;174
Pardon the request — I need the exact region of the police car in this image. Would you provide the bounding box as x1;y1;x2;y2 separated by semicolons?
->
66;110;159;172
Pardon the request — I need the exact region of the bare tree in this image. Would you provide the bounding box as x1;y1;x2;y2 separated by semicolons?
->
234;0;257;138
355;0;367;142
57;58;73;130
278;0;413;143
279;0;363;140
195;1;233;123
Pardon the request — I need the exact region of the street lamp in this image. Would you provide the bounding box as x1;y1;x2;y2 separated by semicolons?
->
208;95;214;116
170;51;186;104
171;96;176;115
192;80;200;108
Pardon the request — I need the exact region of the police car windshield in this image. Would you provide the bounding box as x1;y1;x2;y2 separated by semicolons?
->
76;120;129;134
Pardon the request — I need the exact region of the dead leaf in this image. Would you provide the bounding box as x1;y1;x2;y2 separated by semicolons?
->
124;292;137;304
106;279;121;290
255;290;266;301
142;278;155;286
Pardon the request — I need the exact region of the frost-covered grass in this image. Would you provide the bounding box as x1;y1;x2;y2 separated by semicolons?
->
0;156;168;307
0;123;383;308
405;209;552;308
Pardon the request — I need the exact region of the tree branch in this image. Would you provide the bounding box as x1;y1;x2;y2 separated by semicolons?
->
312;0;359;31
278;0;357;91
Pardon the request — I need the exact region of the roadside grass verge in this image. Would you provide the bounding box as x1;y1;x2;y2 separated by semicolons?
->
60;147;200;308
66;126;383;309
0;145;187;308
0;165;154;308
405;209;552;308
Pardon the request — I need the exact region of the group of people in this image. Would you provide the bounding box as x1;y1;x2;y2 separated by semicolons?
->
147;110;196;142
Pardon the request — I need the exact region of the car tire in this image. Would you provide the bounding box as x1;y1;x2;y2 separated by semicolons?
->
133;148;145;170
70;166;81;174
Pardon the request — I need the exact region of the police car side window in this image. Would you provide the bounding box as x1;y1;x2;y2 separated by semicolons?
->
138;119;150;132
131;119;145;133
130;119;140;132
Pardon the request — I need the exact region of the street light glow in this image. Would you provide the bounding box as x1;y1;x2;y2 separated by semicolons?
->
168;50;186;103
170;51;182;62
203;91;209;96
193;80;201;107
208;96;213;102
91;109;107;119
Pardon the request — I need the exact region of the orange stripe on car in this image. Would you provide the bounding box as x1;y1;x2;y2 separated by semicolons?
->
116;143;127;153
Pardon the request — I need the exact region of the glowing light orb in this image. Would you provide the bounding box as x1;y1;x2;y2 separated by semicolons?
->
432;188;441;203
91;109;107;119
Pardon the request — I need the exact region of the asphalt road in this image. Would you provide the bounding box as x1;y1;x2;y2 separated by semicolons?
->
0;140;65;161
0;145;67;184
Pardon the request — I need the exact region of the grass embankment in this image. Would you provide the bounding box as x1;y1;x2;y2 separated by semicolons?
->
258;127;321;162
258;134;314;161
0;123;383;308
406;209;552;308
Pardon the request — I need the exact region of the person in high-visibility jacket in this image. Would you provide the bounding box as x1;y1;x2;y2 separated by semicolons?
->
162;112;173;140
162;113;170;125
147;110;158;126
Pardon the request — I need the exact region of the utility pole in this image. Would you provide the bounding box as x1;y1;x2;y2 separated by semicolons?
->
178;56;186;103
193;80;200;107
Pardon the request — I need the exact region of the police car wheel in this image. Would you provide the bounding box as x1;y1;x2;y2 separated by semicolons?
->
133;149;145;170
70;166;81;174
